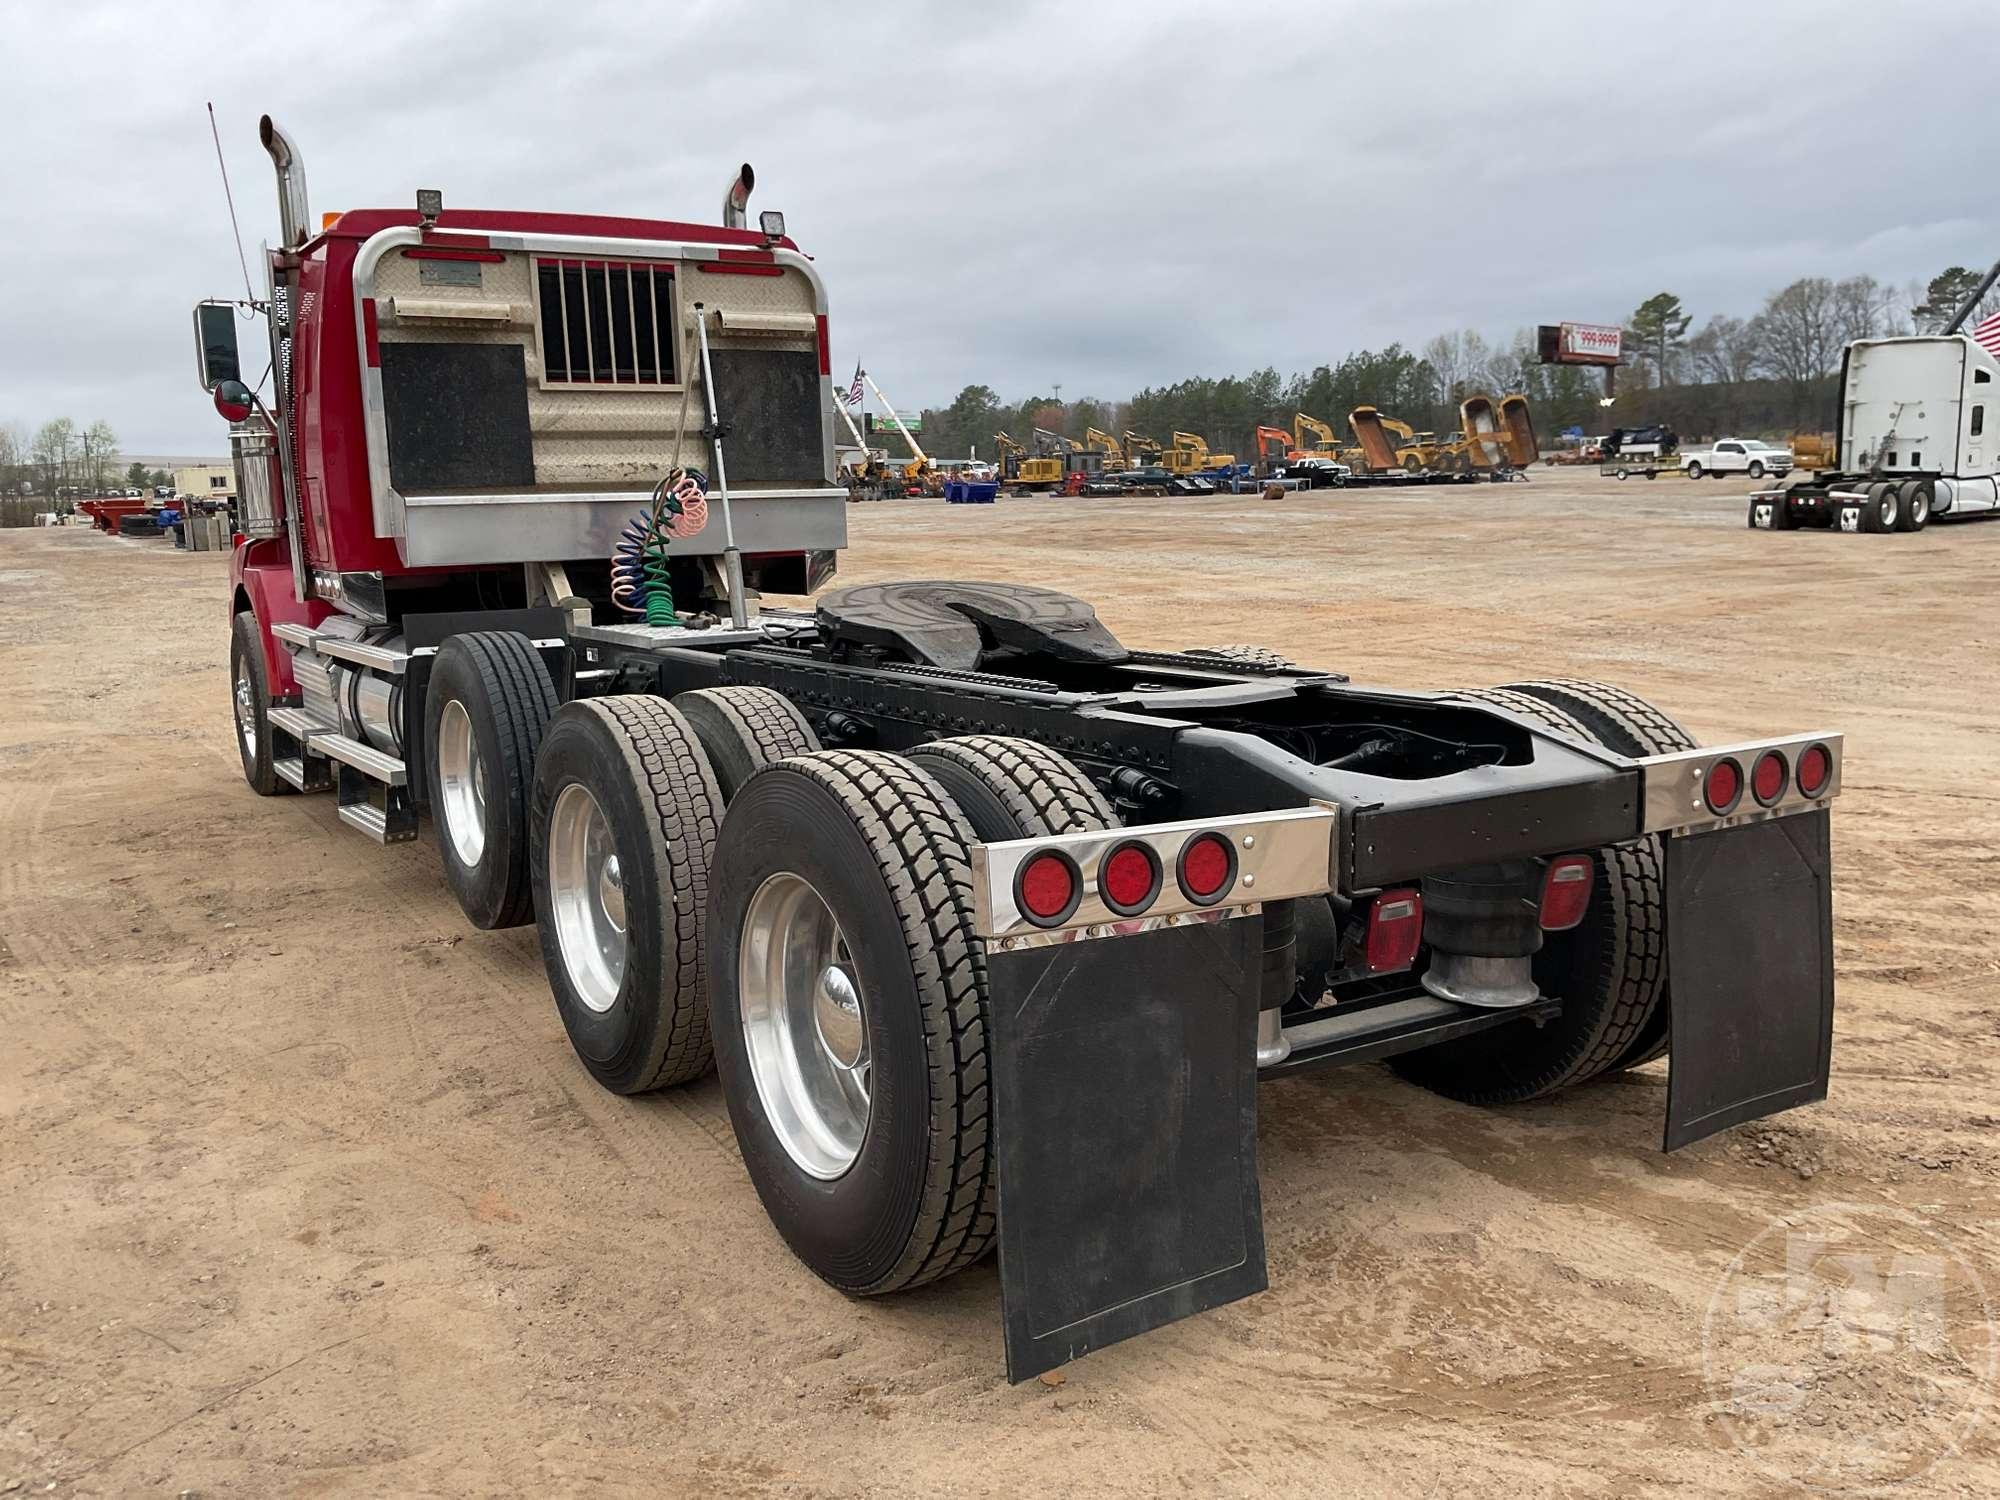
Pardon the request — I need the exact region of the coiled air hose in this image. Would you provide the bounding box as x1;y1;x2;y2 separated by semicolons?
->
611;468;710;625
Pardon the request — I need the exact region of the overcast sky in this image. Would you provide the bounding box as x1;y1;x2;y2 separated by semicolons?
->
4;0;1996;454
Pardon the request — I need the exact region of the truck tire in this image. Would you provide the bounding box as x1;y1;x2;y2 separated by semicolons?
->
906;735;1116;842
1896;479;1932;532
708;750;994;1293
673;686;820;801
1500;677;1697;1077
230;610;288;797
1861;481;1902;533
427;632;558;930
1748;460;1766;479
1684;461;1703;480
531;696;723;1093
1183;643;1300;671
1390;687;1667;1103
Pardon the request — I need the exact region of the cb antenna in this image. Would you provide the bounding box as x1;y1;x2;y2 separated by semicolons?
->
207;102;256;305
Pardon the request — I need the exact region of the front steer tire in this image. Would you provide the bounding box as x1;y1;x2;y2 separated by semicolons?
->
530;697;723;1093
1390;686;1668;1104
230;610;287;797
708;751;995;1295
427;632;558;930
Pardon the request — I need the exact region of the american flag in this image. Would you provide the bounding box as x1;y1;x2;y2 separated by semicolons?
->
1969;310;2000;360
844;364;865;407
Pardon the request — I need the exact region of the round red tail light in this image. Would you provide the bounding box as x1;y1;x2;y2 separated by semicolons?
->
1797;742;1833;798
1703;757;1743;815
1100;841;1162;915
1176;832;1237;905
1751;750;1788;806
1016;850;1081;927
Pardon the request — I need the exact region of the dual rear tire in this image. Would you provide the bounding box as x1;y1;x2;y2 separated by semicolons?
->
1392;679;1693;1103
709;736;1112;1294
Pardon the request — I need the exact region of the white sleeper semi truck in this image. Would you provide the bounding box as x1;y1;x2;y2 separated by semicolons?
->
1751;331;2000;534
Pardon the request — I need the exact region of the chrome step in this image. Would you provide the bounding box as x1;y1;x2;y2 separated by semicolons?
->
311;730;407;786
338;801;392;843
267;705;324;741
273;756;309;790
271;620;409;675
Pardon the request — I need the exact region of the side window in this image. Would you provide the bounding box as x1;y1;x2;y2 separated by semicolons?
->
1975;368;1991;384
1974;405;1986;438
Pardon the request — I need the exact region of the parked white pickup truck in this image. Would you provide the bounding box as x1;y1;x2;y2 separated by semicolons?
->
1683;439;1793;480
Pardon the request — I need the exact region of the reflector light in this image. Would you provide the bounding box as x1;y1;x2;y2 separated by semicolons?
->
1017;851;1080;926
1752;750;1788;806
1797;743;1832;798
1704;757;1743;815
1539;856;1594;931
1176;832;1237;905
1099;841;1162;915
1364;889;1424;973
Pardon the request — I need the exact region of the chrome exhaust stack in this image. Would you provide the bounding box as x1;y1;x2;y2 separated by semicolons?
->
721;163;755;229
259;116;311;248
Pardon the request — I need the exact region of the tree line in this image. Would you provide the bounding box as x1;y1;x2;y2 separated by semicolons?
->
891;264;2000;463
0;418;168;501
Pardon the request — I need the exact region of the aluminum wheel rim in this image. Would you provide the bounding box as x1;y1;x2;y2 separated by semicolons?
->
1911;491;1930;524
1880;492;1898;525
548;782;626;1014
437;700;487;867
233;663;257;759
739;872;870;1180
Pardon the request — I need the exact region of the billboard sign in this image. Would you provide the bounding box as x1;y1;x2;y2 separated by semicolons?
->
1539;322;1623;366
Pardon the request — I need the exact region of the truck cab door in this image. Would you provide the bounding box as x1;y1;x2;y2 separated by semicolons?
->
1715;442;1742;472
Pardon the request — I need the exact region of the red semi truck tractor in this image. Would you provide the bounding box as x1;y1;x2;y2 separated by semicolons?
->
199;117;1847;1382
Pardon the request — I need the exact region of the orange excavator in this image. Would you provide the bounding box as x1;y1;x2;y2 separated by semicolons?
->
1253;426;1296;475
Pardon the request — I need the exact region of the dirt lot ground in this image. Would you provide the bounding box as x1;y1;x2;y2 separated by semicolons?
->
3;468;1998;1496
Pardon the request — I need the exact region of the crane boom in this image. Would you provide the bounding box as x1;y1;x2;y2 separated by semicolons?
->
863;373;929;466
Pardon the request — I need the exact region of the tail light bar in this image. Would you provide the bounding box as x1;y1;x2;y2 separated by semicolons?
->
971;807;1338;947
1637;734;1843;836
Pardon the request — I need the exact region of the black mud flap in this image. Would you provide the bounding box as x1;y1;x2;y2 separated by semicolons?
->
1664;810;1834;1151
986;918;1267;1383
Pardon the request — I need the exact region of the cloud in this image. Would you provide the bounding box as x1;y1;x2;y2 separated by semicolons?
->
3;0;1995;451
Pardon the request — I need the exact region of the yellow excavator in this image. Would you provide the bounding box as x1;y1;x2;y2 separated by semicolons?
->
1084;427;1126;470
1290;412;1352;464
1123;431;1164;466
1164;430;1235;475
997;429;1064;492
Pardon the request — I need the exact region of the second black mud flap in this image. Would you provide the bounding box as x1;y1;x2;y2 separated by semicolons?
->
1665;809;1835;1151
986;917;1266;1383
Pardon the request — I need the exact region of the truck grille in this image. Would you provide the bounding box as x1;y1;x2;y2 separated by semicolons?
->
535;258;676;386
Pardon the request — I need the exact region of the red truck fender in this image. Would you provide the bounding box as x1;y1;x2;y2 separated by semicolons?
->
229;540;330;696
